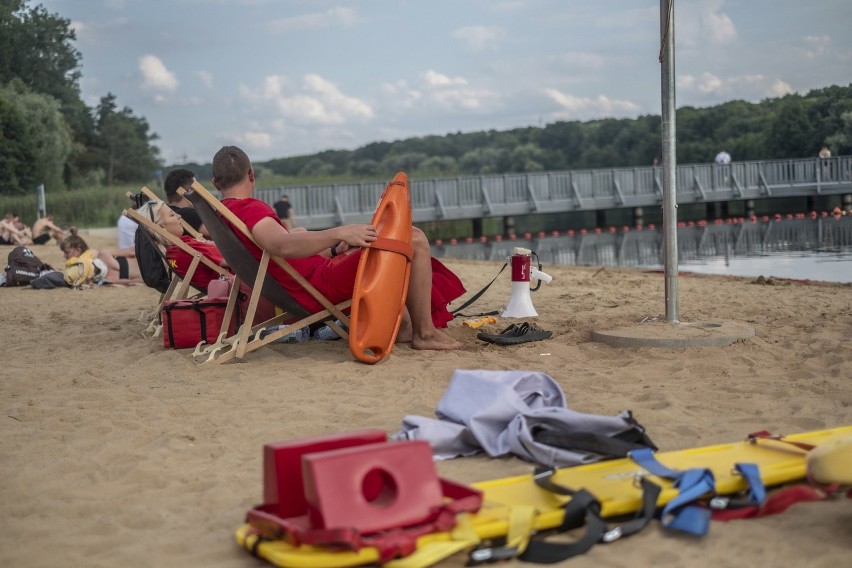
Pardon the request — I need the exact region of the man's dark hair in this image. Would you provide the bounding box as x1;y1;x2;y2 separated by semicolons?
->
212;146;251;190
164;168;196;203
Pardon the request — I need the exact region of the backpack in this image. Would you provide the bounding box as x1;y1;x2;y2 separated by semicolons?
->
135;225;172;294
4;246;53;286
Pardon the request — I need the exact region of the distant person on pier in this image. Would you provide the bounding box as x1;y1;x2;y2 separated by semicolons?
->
819;146;832;178
714;149;732;186
714;149;731;164
274;194;296;230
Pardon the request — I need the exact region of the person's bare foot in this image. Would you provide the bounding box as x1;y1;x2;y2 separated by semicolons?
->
411;329;464;351
396;311;413;343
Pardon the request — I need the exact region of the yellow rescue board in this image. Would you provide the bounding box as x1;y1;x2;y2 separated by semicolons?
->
235;425;852;568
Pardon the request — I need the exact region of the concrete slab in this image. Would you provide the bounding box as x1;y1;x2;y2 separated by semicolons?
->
591;319;755;348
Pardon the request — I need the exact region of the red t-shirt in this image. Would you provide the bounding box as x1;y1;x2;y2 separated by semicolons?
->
221;197;360;313
166;236;228;290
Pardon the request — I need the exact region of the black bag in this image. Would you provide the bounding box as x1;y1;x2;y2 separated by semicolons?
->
4;246;53;286
135;226;172;294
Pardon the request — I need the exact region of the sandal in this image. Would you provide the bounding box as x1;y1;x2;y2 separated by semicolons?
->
477;322;552;345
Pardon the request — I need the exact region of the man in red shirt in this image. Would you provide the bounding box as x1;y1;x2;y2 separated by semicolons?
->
211;145;463;352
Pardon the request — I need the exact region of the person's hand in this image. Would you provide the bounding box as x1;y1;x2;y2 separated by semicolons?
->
338;224;377;247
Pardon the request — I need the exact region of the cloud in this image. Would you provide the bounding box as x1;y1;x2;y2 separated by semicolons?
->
453;25;506;51
195;70;213;89
379;80;422;110
677;0;737;50
266;6;362;32
418;71;498;111
422;70;468;87
139;55;179;91
239;73;373;125
802;35;831;59
235;131;274;149
542;88;640;118
547;51;606;70
677;73;793;98
704;4;736;43
68;17;129;46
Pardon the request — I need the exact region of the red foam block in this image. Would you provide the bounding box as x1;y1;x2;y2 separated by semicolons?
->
302;440;443;533
262;429;387;519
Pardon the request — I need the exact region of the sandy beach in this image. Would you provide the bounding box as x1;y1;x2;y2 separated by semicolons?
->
1;231;850;568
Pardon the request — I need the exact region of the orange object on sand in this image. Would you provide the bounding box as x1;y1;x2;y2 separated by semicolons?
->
349;172;413;364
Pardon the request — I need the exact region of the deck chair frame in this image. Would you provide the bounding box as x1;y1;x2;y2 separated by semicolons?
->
124;203;234;339
179;181;351;363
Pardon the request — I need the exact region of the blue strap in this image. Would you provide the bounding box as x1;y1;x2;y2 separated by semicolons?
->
710;462;767;510
734;463;766;506
628;449;714;536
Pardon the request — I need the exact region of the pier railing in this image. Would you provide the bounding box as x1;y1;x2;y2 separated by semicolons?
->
253;155;852;230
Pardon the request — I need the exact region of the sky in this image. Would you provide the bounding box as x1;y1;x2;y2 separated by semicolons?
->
37;0;852;165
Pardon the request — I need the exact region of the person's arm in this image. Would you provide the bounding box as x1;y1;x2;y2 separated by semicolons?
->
100;247;136;257
251;217;376;259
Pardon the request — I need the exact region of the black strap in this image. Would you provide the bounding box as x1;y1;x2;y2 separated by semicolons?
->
519;489;605;564
533;428;657;459
518;467;661;564
450;261;508;317
192;302;207;343
165;306;176;348
530;251;543;292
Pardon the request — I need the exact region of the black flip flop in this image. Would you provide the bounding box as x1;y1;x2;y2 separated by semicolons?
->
477;322;552;345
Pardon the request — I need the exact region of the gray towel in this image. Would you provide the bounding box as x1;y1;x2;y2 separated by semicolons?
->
393;369;640;467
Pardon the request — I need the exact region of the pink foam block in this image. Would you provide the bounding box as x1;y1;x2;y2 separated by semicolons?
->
302;440;443;533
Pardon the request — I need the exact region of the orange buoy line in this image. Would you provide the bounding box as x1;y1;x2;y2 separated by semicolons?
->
433;209;849;245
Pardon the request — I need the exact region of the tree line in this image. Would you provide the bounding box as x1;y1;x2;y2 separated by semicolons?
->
2;0;851;198
208;83;851;185
0;0;159;196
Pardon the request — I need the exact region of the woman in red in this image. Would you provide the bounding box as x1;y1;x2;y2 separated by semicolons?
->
137;200;229;290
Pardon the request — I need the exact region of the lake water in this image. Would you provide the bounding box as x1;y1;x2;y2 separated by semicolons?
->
432;215;852;284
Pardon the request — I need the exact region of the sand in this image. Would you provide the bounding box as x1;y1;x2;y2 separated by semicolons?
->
1;232;851;568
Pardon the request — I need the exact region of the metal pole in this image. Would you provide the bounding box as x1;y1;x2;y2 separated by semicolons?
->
36;184;46;218
660;0;679;321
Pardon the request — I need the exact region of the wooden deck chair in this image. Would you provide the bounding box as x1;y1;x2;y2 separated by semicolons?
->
124;201;231;338
126;187;210;306
180;181;351;364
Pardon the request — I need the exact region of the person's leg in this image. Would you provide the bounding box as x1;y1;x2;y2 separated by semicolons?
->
116;256;130;279
96;252;144;284
405;228;463;351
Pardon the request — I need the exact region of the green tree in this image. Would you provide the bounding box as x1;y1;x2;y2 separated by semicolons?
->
94;93;161;185
825;111;852;155
349;158;382;176
766;96;814;159
0;89;35;194
1;0;95;185
0;81;71;194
